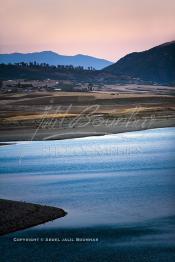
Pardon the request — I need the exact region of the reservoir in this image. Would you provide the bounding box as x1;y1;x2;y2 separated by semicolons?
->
0;128;175;262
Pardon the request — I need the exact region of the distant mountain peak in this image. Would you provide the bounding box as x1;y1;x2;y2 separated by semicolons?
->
0;51;112;69
42;50;62;55
39;50;57;54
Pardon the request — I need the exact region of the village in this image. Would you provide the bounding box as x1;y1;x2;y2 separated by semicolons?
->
0;79;96;93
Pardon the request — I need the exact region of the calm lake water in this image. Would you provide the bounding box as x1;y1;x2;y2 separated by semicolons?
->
0;128;175;262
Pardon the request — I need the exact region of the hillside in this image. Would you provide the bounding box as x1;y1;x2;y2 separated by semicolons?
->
104;41;175;84
0;51;112;70
0;63;100;82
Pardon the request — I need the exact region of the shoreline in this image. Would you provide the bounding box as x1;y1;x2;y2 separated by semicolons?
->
0;142;16;146
0;199;67;236
0;117;174;143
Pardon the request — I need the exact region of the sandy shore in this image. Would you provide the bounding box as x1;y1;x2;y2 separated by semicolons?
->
0;199;67;236
0;117;174;142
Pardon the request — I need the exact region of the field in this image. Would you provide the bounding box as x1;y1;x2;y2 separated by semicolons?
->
0;84;175;141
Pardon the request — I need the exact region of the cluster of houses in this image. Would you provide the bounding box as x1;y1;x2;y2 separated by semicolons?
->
0;79;95;93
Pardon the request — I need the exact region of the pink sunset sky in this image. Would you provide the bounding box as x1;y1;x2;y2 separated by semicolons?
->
1;0;175;61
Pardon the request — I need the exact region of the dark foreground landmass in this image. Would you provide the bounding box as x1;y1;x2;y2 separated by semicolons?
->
0;199;67;236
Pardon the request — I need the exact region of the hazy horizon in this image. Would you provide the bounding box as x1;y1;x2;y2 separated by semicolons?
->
1;0;175;62
0;39;174;63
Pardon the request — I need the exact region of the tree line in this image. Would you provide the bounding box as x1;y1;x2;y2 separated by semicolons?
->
0;62;96;72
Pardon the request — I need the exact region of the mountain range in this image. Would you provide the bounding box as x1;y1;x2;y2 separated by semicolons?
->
104;41;175;84
0;41;174;84
0;51;112;70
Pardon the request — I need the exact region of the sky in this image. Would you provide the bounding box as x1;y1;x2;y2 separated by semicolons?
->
0;0;175;61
